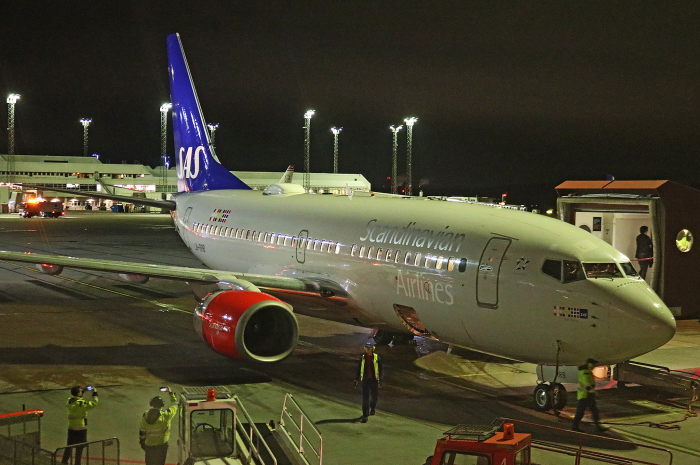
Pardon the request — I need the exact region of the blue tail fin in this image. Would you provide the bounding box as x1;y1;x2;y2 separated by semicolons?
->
167;33;250;192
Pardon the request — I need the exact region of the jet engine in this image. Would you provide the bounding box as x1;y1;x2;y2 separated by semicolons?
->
194;290;298;363
118;273;150;284
36;263;63;275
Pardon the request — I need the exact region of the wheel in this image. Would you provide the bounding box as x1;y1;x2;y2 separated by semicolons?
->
373;330;394;345
533;384;552;411
392;333;415;345
551;383;568;410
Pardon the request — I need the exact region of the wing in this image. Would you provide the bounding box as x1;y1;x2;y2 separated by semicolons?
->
0;250;323;293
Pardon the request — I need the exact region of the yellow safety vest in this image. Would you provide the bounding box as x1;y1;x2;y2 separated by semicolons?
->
360;353;380;381
140;392;178;446
66;395;99;429
577;366;596;400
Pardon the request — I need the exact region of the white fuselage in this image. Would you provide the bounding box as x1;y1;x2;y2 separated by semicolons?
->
172;189;675;366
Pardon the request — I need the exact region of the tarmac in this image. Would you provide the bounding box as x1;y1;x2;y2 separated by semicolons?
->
1;211;699;465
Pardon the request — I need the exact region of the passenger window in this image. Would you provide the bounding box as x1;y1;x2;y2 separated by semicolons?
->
404;252;412;265
278;235;284;246
385;249;393;261
307;239;313;250
424;256;433;268
335;243;341;254
235;228;241;238
205;225;211;234
447;257;455;271
291;237;297;247
314;240;320;251
376;248;384;260
222;227;228;236
414;253;422;266
351;244;358;257
458;258;467;272
246;230;251;240
436;256;444;270
251;230;257;240
270;233;277;244
394;250;401;263
258;232;264;242
359;245;366;258
542;259;562;281
284;236;290;246
367;247;375;259
298;238;305;248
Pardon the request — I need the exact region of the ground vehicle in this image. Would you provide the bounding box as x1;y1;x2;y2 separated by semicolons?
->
424;419;672;465
177;386;322;465
19;198;64;218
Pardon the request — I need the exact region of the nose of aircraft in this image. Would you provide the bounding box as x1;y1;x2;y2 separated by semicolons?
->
608;281;676;361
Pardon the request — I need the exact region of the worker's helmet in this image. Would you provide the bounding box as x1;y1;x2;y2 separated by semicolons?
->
365;342;375;350
70;385;82;396
150;396;165;408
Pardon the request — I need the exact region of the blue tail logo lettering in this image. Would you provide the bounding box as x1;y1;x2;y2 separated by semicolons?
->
177;146;203;180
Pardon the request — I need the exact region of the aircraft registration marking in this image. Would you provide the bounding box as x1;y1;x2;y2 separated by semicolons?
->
194;243;206;252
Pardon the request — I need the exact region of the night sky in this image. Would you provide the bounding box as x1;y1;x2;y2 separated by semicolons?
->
3;2;700;208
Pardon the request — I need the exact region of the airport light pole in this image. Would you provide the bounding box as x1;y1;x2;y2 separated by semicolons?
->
389;125;403;194
207;123;219;150
331;126;342;174
80;118;92;157
7;94;20;155
160;103;172;194
303;110;315;192
404;117;417;196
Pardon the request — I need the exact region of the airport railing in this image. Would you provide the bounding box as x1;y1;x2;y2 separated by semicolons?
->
52;438;120;465
0;410;53;465
279;394;323;465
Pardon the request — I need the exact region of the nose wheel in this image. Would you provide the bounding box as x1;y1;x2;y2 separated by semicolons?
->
533;383;568;411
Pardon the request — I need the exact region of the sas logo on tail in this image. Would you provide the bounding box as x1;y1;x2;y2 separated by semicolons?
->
177;146;204;179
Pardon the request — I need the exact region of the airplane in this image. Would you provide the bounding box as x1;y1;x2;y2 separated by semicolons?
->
0;33;676;410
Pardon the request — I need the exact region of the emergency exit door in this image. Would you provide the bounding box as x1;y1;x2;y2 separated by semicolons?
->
477;237;511;308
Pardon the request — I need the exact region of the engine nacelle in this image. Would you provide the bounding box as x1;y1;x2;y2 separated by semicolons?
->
36;263;63;275
194;290;298;363
118;273;150;284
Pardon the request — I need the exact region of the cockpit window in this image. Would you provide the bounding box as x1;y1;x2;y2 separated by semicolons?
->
542;259;585;283
619;262;639;277
542;259;562;281
563;260;586;283
583;263;623;278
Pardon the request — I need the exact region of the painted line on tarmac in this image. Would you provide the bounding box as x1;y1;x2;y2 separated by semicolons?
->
611;427;700;458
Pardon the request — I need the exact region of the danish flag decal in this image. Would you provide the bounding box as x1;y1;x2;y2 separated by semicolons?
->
167;33;250;192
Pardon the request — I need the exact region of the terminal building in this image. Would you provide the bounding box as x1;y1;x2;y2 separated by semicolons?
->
0;154;371;212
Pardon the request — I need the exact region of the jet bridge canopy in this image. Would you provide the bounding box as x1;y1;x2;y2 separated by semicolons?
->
556;180;700;318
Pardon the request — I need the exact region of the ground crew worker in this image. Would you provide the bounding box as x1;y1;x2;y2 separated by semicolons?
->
139;388;179;465
355;342;383;423
572;359;608;433
61;385;99;465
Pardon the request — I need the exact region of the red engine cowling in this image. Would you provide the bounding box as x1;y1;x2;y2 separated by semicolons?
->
194;290;298;363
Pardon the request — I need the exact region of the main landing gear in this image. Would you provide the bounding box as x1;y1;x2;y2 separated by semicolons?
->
373;330;414;346
533;382;568;411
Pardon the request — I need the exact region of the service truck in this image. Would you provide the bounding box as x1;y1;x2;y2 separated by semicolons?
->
19;197;65;218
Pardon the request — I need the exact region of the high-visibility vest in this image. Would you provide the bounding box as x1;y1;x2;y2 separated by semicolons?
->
360;353;380;381
140;393;178;446
66;395;99;429
577;366;596;400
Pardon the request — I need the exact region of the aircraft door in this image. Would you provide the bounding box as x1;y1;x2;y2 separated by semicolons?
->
296;229;308;264
476;237;511;309
182;207;193;248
